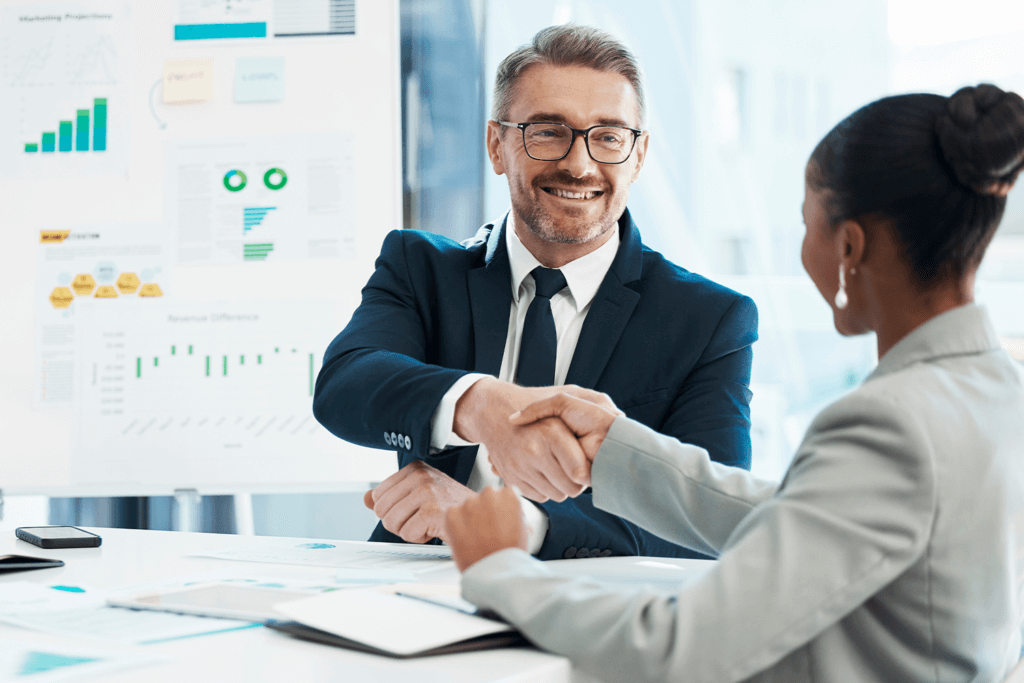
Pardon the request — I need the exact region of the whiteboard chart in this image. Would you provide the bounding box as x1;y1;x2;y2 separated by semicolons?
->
0;0;401;496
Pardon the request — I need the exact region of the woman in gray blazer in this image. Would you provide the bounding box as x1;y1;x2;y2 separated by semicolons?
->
443;83;1024;683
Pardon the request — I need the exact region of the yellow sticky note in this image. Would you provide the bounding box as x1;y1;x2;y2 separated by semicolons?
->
163;58;214;103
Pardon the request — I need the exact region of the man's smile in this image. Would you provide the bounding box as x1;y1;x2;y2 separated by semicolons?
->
541;186;604;200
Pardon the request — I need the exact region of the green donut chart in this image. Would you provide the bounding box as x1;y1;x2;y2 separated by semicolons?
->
223;169;247;192
263;167;288;190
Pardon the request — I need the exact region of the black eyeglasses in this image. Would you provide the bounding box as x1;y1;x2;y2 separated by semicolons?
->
498;121;643;165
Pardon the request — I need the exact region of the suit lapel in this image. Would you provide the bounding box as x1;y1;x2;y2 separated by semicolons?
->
564;210;644;389
467;217;512;376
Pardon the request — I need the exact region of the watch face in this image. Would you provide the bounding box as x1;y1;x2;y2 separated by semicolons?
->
22;527;95;539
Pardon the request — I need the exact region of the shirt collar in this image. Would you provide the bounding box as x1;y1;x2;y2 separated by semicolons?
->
505;216;621;312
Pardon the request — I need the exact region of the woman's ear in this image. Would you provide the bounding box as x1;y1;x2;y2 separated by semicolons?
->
836;218;867;269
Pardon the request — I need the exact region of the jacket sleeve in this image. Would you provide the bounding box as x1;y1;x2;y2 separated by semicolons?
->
312;230;470;458
462;390;936;683
533;294;758;560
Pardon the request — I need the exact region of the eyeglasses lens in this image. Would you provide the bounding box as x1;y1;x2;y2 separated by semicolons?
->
523;123;632;163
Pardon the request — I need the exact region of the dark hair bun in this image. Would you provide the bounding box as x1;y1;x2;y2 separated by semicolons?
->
936;83;1024;197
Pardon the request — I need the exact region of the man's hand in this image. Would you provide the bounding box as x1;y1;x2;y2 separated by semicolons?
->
453;379;619;502
444;486;528;572
363;460;474;544
509;392;619;462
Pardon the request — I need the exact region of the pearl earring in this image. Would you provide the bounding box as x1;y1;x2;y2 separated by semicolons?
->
835;266;854;310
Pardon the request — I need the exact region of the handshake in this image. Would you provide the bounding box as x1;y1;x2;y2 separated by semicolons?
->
363;377;623;548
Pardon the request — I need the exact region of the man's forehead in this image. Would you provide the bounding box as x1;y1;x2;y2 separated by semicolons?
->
508;63;640;127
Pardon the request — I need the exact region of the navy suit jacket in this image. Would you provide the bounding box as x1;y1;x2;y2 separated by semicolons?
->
313;210;758;560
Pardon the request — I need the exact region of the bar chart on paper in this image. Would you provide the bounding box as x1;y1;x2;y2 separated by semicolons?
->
71;299;372;488
1;1;129;176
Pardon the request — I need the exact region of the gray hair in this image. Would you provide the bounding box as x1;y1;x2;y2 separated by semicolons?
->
491;24;646;129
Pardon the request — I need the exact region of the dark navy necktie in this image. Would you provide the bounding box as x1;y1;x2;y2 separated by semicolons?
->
516;266;568;387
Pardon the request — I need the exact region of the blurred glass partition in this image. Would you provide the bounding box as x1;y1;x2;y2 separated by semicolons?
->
402;0;487;240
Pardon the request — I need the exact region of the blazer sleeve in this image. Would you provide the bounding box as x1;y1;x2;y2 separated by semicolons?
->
461;390;937;683
533;293;757;560
312;230;470;457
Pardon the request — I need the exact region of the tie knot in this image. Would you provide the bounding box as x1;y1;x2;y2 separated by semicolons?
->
531;267;567;299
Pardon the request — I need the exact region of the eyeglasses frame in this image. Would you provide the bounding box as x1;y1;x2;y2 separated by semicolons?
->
497;120;644;165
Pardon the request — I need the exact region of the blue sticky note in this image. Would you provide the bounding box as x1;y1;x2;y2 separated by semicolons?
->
235;57;285;103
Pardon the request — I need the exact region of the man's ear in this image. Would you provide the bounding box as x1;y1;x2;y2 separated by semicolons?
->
630;131;649;183
486;121;507;176
836;218;866;269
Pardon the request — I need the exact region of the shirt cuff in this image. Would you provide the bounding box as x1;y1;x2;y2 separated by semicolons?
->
429;373;490;451
520;496;549;555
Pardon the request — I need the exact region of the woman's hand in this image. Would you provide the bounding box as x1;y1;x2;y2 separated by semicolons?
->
444;486;528;572
509;392;620;464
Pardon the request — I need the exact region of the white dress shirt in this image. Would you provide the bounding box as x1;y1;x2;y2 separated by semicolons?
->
430;219;620;554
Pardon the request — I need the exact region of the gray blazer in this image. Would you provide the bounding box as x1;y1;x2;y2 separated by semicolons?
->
462;304;1024;683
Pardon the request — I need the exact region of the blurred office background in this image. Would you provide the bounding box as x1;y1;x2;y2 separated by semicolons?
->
33;0;1024;536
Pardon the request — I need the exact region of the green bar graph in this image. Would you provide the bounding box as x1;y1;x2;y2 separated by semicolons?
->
93;98;107;151
136;358;141;378
189;345;193;355
58;121;72;152
223;356;227;376
76;109;90;151
23;98;108;154
240;355;245;365
257;355;262;364
154;357;159;367
205;356;210;376
171;345;176;355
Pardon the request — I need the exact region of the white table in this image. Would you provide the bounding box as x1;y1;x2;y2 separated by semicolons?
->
0;527;710;682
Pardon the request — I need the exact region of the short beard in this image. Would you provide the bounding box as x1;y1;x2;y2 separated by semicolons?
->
509;172;619;245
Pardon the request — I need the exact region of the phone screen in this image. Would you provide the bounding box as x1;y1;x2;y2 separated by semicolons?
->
19;526;97;539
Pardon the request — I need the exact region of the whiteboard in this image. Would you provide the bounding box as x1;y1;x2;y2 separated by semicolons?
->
0;0;400;495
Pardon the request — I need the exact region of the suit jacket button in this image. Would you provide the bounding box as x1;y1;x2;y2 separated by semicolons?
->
600;550;612;557
563;547;577;559
576;548;589;559
384;432;392;446
587;549;601;558
404;435;411;450
390;432;397;446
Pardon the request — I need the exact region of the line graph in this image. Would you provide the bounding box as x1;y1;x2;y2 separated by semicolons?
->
3;37;57;87
68;36;118;85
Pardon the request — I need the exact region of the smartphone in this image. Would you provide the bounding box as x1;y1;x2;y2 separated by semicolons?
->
16;526;102;549
0;554;65;573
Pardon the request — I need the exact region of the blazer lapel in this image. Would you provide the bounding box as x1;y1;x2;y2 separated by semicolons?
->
467;217;513;376
564;210;644;389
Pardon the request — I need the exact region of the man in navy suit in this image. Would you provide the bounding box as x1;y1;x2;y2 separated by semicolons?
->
313;25;757;561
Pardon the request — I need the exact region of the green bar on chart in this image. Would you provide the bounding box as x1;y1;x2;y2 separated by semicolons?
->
136;358;141;378
223;356;227;376
171;345;176;355
240;355;244;365
205;356;210;376
24;143;38;153
41;132;55;152
257;354;262;364
58;121;73;152
189;345;193;355
75;109;89;151
154;357;159;367
93;98;107;152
